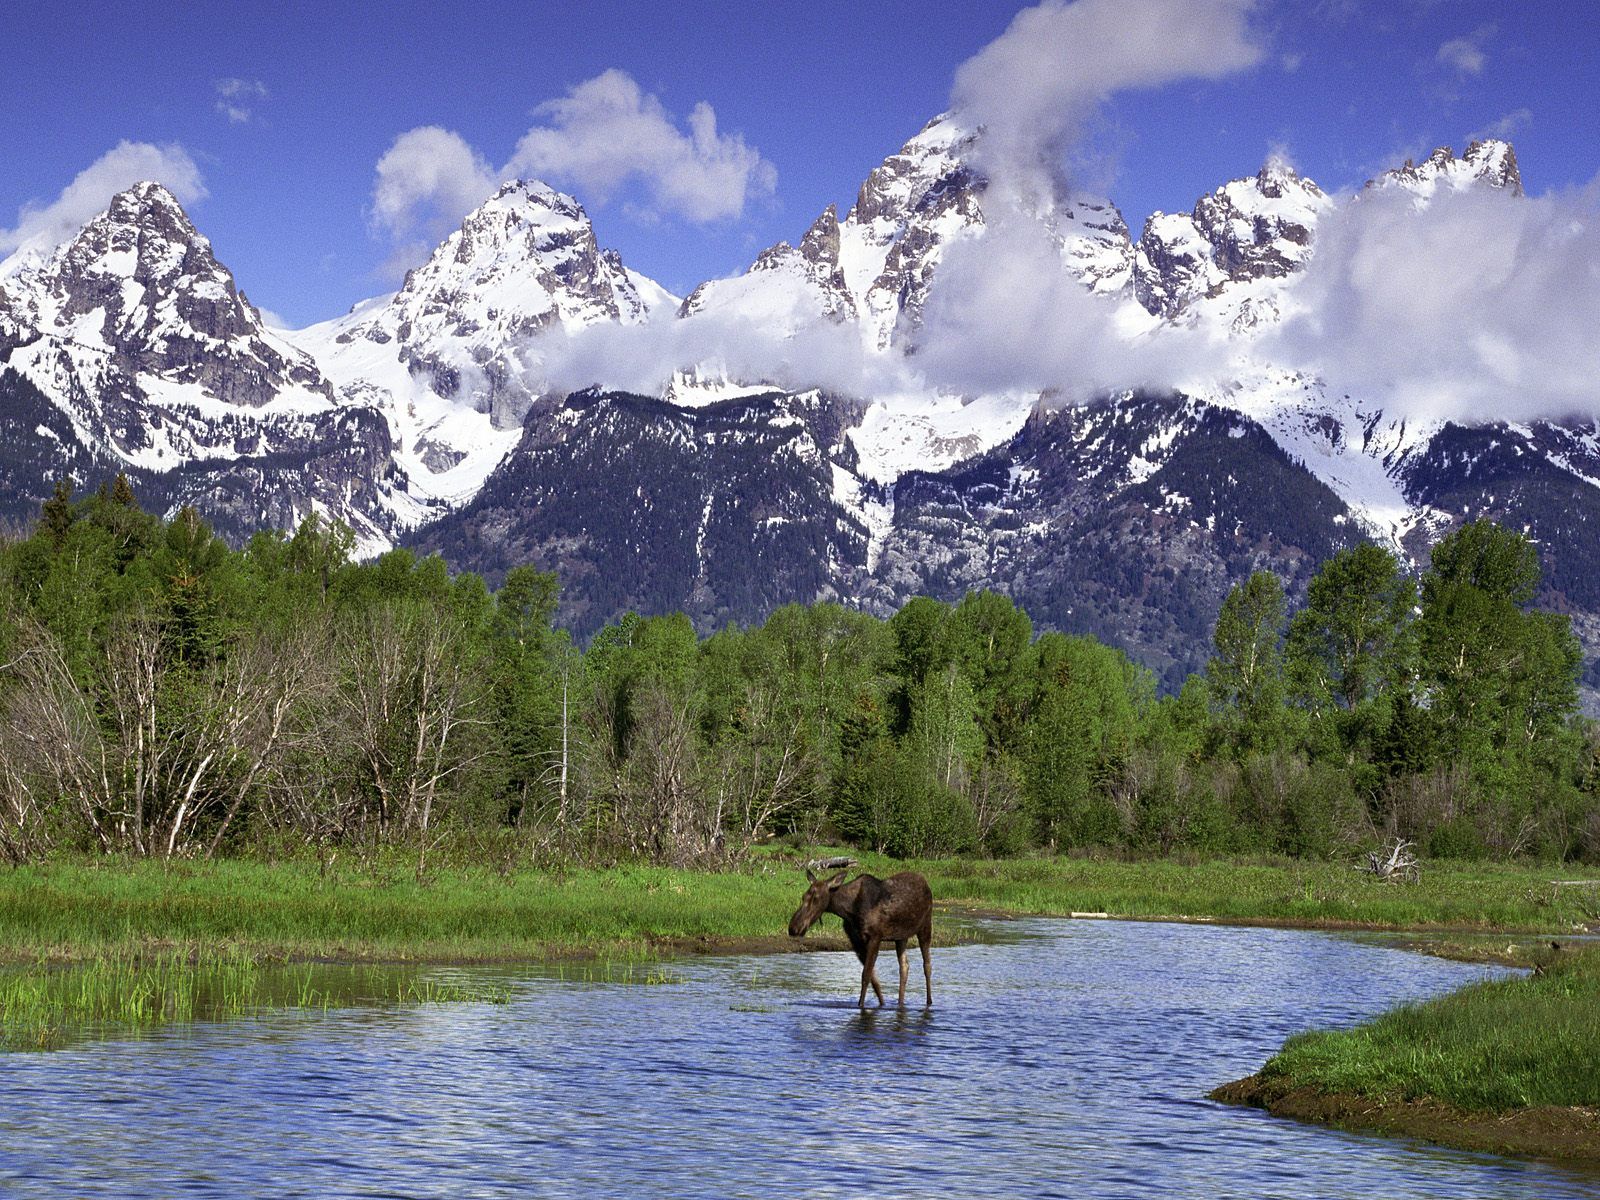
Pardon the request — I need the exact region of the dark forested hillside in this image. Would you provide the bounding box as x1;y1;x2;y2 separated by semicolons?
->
407;388;874;635
871;394;1363;691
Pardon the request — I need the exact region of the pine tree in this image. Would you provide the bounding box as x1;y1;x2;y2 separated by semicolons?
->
40;478;73;549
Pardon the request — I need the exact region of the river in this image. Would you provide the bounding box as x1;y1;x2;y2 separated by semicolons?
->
1;918;1594;1198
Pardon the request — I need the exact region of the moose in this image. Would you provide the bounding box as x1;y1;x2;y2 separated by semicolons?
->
788;861;933;1008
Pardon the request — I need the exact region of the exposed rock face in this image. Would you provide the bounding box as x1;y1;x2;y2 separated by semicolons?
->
1134;158;1330;320
2;182;328;410
679;204;857;327
407;388;873;634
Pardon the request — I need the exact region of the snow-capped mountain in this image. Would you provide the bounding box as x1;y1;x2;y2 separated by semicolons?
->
2;120;1596;700
1133;156;1331;326
0;182;326;410
1367;139;1523;199
682;113;1135;354
294;180;677;516
0;182;403;546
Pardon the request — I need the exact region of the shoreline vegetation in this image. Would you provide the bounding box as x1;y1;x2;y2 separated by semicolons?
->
1213;944;1600;1164
2;852;1595;968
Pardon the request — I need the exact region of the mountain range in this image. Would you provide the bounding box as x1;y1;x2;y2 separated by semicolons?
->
3;114;1596;699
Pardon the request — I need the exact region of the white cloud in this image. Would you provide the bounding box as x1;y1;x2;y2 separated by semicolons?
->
369;126;497;274
527;304;910;404
509;69;776;224
950;0;1265;205
0;141;207;263
1262;179;1600;423
215;77;268;124
369;71;776;276
1436;26;1493;77
1472;108;1532;141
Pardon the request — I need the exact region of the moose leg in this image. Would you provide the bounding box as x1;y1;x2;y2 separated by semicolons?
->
895;939;908;1006
919;924;933;1007
860;935;885;1008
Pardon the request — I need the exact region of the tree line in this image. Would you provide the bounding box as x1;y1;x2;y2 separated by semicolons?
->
0;476;1595;866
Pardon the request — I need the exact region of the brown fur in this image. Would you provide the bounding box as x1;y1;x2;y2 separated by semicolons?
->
788;870;933;1008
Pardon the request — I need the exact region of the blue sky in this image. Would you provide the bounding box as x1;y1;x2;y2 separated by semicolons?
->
2;0;1595;327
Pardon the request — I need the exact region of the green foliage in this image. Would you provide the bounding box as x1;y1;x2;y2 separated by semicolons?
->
831;738;976;858
1286;543;1417;714
0;485;1592;867
1208;571;1292;753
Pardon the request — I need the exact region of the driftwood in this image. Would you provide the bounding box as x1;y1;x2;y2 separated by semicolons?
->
804;855;857;875
1363;838;1420;883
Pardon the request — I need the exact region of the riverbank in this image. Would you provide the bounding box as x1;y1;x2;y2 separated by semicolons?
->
1213;944;1600;1162
0;851;1592;966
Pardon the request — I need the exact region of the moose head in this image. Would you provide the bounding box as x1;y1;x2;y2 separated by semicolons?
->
788;867;849;938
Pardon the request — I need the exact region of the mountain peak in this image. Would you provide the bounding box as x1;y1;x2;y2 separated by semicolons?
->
112;179;186;210
1369;138;1524;198
309;167;664;442
1462;138;1522;194
483;178;586;222
1255;153;1309;196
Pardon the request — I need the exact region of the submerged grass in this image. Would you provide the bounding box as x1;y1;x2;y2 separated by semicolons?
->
0;951;509;1050
1257;947;1600;1112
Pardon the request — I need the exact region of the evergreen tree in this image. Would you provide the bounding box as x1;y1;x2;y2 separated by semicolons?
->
40;477;74;549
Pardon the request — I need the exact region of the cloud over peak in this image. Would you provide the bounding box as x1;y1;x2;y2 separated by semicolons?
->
510;69;776;225
950;0;1265;204
0;141;207;267
368;70;776;276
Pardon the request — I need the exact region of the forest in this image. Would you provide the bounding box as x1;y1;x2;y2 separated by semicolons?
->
0;475;1596;867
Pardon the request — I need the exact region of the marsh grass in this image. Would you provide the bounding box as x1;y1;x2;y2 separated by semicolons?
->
0;952;509;1051
1258;948;1600;1112
0;852;1590;972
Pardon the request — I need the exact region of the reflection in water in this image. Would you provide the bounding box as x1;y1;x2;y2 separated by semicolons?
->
1;920;1595;1199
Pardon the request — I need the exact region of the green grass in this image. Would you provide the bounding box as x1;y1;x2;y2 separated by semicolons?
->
903;854;1598;932
0;858;801;964
0;952;507;1050
0;850;1590;968
1257;948;1600;1112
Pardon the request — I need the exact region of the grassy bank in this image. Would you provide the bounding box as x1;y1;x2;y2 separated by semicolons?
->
1214;947;1600;1161
0;851;1593;967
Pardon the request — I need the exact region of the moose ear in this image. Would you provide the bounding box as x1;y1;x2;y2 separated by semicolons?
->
805;868;818;883
827;870;849;890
